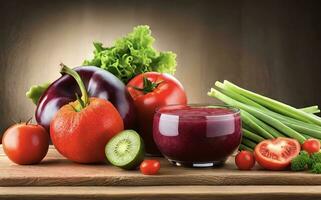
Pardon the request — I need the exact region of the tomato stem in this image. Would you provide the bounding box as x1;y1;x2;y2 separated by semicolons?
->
75;93;85;109
60;63;89;110
132;76;163;94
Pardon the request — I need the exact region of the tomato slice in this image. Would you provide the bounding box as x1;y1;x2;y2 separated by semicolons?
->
254;137;300;170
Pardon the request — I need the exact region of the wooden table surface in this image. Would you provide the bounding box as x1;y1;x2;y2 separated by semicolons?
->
1;145;321;200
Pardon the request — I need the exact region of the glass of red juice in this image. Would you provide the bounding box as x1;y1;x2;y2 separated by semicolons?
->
153;104;242;167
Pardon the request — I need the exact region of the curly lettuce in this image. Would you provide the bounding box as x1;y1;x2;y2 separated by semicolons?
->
83;25;177;83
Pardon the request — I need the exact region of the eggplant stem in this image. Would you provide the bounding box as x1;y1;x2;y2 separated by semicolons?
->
60;63;89;109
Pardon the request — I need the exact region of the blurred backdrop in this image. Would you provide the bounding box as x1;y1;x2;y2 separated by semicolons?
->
0;0;321;137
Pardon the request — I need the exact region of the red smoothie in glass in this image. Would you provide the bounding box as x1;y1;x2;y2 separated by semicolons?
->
153;105;242;167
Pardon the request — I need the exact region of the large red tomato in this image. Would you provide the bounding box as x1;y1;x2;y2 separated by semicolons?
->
254;137;300;170
50;98;124;163
127;72;187;155
2;122;49;165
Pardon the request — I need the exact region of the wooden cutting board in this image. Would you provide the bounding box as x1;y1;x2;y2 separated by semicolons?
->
1;145;321;187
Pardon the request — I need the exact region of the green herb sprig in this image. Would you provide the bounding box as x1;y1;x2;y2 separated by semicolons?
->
291;151;321;174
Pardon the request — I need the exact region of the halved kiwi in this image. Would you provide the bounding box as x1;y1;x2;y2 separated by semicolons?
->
105;130;145;170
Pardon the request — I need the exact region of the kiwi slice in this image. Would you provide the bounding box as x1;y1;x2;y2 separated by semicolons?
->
105;130;145;170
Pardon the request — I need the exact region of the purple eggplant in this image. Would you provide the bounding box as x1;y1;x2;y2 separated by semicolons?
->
35;65;136;131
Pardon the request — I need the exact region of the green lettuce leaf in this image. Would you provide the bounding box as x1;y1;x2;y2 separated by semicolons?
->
26;82;51;104
83;25;177;83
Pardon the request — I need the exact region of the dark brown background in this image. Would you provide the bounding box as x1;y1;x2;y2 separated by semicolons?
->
1;0;321;137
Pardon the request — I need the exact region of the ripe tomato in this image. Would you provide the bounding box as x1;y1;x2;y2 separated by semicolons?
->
254;137;300;170
2;122;49;165
140;160;160;175
235;150;255;170
127;72;187;155
302;139;320;154
51;98;124;163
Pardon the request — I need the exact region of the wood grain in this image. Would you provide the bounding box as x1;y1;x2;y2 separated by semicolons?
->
2;186;321;200
1;145;321;186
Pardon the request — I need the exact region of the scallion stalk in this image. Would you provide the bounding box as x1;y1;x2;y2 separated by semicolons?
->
216;81;319;115
208;88;306;143
265;111;321;136
216;83;321;138
300;106;320;114
223;80;321;126
243;110;285;138
241;110;274;139
215;81;267;110
239;144;253;152
243;128;265;143
242;138;257;149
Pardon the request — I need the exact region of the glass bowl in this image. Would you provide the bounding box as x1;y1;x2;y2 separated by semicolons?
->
153;104;242;167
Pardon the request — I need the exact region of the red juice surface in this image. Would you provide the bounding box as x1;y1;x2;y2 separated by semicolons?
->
153;105;242;167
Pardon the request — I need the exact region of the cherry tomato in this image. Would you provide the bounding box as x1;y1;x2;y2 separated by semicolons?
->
140;160;160;175
235;150;255;170
302;139;320;154
2;122;49;165
127;72;187;155
254;137;300;170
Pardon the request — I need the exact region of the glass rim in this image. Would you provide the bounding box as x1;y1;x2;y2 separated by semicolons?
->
155;104;240;118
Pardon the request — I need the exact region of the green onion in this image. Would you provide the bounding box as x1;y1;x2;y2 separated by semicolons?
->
241;110;274;139
243;110;284;138
216;82;321;139
263;108;321;130
215;81;267;110
208;81;321;146
258;109;321;139
242;138;257;149
239;144;253;152
302;133;312;139
208;88;306;143
242;123;256;133
243;128;265;143
300;106;320;114
223;80;321;126
285;123;321;140
216;81;317;138
216;81;319;115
